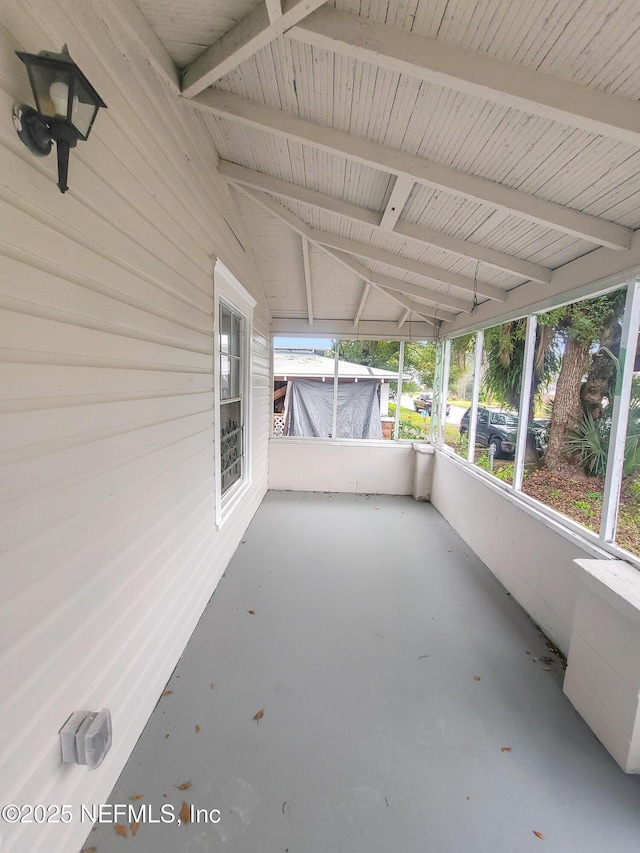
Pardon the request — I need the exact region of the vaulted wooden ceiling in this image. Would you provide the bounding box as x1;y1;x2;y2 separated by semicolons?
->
134;0;640;338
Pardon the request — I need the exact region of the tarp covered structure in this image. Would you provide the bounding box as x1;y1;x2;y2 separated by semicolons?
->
288;379;383;439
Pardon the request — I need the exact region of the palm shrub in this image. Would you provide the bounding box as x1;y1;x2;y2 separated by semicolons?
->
567;394;640;477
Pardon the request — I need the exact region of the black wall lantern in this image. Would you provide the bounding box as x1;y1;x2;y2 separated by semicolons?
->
13;45;106;193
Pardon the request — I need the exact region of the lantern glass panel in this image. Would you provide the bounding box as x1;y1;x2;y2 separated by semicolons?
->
27;62;74;119
71;76;100;138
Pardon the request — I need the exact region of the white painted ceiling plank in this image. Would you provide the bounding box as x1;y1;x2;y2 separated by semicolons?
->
193;89;632;249
181;0;327;96
218;160;552;282
289;6;640;147
380;175;415;229
301;236;314;324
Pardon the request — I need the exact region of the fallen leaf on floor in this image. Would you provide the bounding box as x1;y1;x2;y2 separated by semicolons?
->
161;690;173;696
130;794;144;800
175;781;192;791
501;747;512;752
114;824;127;837
81;848;97;853
165;734;170;738
131;821;140;836
210;683;215;689
248;610;256;615
544;666;551;671
533;830;545;839
253;708;264;723
466;796;470;801
474;676;481;681
180;802;190;824
195;725;200;733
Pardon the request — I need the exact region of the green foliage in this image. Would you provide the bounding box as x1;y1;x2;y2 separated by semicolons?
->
475;453;515;482
330;339;436;388
574;500;591;511
566;396;640;477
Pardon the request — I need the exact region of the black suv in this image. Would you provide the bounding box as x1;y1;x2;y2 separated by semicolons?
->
459;406;518;458
414;394;451;417
459;406;549;459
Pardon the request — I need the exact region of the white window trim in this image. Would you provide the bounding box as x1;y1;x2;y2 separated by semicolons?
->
214;261;256;528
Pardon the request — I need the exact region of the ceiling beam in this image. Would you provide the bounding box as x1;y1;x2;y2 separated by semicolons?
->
219;160;552;283
108;0;180;91
380;175;414;229
398;309;411;329
290;6;640;148
301;236;313;324
445;231;640;336
181;0;326;97
242;181;498;302
354;283;370;327
195;90;632;250
325;249;464;319
313;227;506;301
238;182;472;314
264;0;283;24
272;318;437;339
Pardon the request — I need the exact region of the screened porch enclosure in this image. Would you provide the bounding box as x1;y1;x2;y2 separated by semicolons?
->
85;491;640;853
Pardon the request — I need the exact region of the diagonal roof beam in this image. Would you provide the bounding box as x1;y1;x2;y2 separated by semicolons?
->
380;175;414;230
354;283;370;328
325;250;464;320
235;182;468;316
301;236;314;324
219;160;552;283
239;183;497;302
194;89;632;250
181;0;326;97
290;6;640;148
398;308;411;329
315;229;505;301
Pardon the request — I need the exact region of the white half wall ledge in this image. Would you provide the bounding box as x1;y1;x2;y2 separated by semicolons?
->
564;558;640;773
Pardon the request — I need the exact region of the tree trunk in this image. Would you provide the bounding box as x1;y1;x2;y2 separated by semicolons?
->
544;336;591;468
580;316;622;419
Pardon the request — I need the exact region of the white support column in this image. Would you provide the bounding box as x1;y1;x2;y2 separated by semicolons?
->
332;345;339;440
394;340;405;441
600;280;640;543
467;330;484;463
513;314;537;492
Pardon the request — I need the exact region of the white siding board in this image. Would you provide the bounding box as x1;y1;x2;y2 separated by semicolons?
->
1;4;271;853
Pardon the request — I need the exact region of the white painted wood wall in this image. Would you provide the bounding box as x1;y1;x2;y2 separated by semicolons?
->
0;3;271;852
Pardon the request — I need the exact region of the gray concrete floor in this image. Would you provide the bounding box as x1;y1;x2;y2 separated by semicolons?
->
84;492;640;853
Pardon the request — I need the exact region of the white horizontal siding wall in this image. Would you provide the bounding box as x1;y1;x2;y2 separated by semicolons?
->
0;3;270;853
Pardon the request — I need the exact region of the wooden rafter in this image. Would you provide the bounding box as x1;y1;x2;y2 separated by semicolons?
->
234;183;473;314
181;0;326;97
289;6;640;148
194;90;632;249
380;176;414;230
218;160;552;283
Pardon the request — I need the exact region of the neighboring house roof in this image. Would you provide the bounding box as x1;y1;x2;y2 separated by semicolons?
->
274;351;404;380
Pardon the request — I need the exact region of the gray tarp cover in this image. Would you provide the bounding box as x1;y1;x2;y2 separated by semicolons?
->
289;378;383;439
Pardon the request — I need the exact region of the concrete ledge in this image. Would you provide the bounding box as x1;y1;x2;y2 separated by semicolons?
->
564;559;640;773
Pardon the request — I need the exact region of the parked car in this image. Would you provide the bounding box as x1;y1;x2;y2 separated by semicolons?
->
459;406;548;458
414;394;451;417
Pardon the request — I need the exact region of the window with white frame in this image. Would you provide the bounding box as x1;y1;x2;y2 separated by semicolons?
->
214;261;255;523
436;280;640;565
